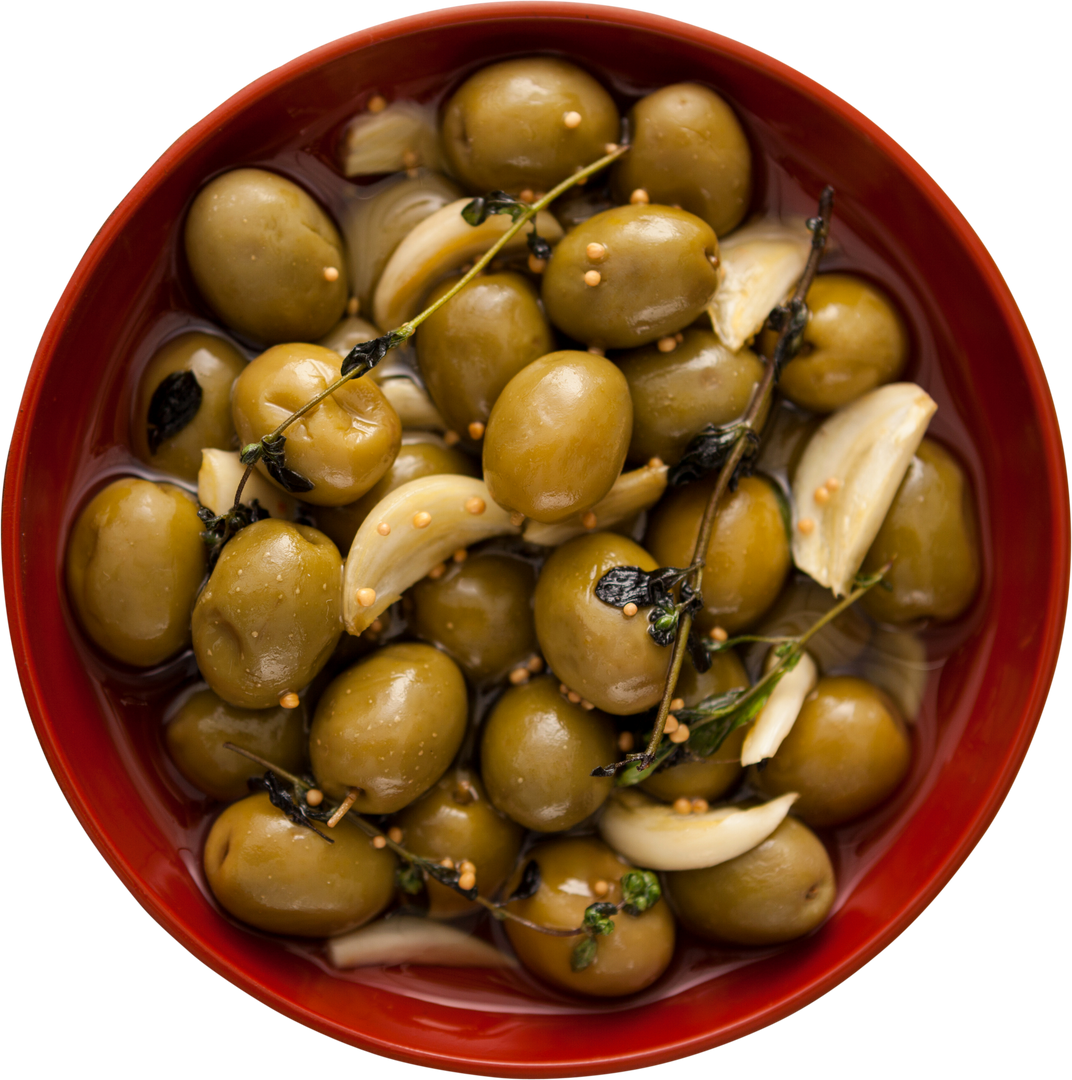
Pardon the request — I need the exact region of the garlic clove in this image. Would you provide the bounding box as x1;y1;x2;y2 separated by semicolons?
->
327;915;517;969
197;448;298;520
741;650;818;766
862;628;931;722
376;376;447;431
339;100;444;178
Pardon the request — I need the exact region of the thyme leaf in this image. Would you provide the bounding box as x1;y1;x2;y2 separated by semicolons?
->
248;771;334;842
571;935;598;972
461;190;530;226
340;329;408;379
396;862;425;895
260;433;314;494
426;861;479;901
620;870;661;915
583;903;617;936
198;499;269;569
668;422;760;487
146;369;202;454
506;859;541;903
594;564;703;648
527;230;552;261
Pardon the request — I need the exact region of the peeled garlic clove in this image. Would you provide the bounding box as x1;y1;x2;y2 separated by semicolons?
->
707;219;812;352
197;449;298;520
741;650;818;766
373;199;564;329
343;474;520;634
339;101;443;177
792;382;937;596
862;628;930;722
523;461;668;547
598;789;798;871
327;915;517;969
377;376;447;431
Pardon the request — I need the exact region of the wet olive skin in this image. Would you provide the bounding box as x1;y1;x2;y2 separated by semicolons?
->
646;475;790;634
666;816;836;945
503;837;675;997
203;792;395;937
407;551;538;684
751;676;911;827
618;330;764;465
394;769;524;918
861;438;981;623
309;643;468;812
480;675;616;831
165;689;307;801
318;315;381;358
133;332;247;481
66;478;206;667
418;273;554;446
232;343;401;507
542;205;720;349
185;168;348;344
534;533;671;715
192;519;343;709
484;351;632;523
611;83;752;237
441;58;619;194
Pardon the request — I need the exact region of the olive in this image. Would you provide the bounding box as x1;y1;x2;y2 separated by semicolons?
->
483;351;632;523
66;477;206;667
393;768;524;918
542;205;720;349
132;331;247;482
502;837;675;997
611;83;752;236
480;675;616;831
406;550;538;684
318;315;382;358
165;688;306;801
203;791;395;937
645;474;790;634
232;343;401;507
617;329;764;465
751;676;911;827
441;58;619;194
666;816;835;945
184;168;348;344
861;438;981;623
308;642;468;813
192;519;343;709
417;273;554;446
533;533;671;715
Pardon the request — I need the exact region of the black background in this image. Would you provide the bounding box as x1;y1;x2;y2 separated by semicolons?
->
8;4;1062;1071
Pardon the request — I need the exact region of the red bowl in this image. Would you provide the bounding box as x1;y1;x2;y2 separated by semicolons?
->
5;3;1067;1074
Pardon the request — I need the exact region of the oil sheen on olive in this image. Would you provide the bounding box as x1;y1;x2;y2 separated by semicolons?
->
646;474;790;634
534;533;671;715
666;816;836;945
192;519;343;709
203;792;395;937
542;205;720;349
483;351;632;523
232;343;401;506
751;676;911;827
611;82;752;236
480;675;616;831
165;688;307;801
184;168;348;344
861;438;981;623
66;477;206;667
309;643;468;812
133;331;247;482
441;57;619;194
503;837;675;997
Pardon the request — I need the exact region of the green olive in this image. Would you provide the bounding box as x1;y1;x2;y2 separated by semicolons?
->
533;533;670;715
406;550;538;684
441;58;619;194
861;438;981;623
666;816;835;945
132;331;247;481
165;688;306;801
393;768;524;918
318;315;382;357
203;791;395;936
542;205;720;349
66;478;206;667
751;676;911;827
646;474;790;634
617;330;764;465
480;675;616;831
232;343;401;507
417;273;554;446
483;351;632;523
611;83;752;236
309;643;468;813
184;168;348;344
503;837;675;997
192;519;343;708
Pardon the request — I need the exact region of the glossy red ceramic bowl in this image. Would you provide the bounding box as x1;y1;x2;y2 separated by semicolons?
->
4;3;1067;1074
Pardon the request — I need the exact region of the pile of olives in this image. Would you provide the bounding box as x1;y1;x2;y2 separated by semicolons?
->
64;55;982;1000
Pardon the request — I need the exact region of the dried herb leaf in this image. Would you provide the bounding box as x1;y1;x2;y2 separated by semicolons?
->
595;564;702;648
239;442;263;465
146;370;202;455
507;859;541;903
248;771;334;842
570;935;598;972
527;230;552;261
198;499;269;569
461;190;529;227
340;329;407;378
397;862;425;895
426;861;479;901
620;870;661;916
260;433;315;494
583;903;617;936
668;422;759;487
